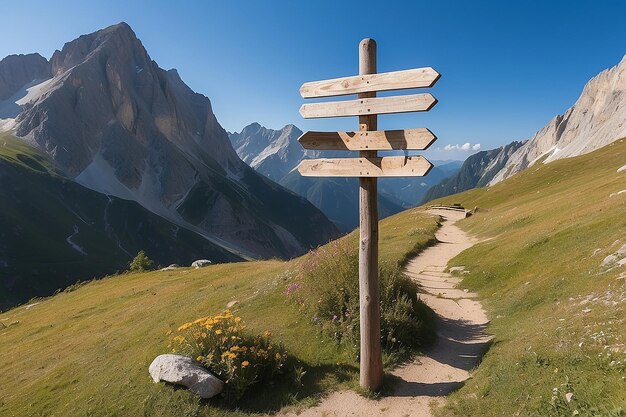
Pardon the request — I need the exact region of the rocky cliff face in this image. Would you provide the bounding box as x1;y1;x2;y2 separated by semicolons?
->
490;55;626;184
0;23;339;260
422;141;524;203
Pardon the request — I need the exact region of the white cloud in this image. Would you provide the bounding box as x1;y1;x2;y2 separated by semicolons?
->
442;143;481;152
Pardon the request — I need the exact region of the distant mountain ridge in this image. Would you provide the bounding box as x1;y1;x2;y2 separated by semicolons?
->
423;54;626;203
229;122;315;182
229;123;462;231
423;141;524;203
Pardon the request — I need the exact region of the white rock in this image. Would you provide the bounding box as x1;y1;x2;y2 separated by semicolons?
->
191;260;212;268
148;354;223;399
602;243;626;267
565;392;574;403
160;264;180;271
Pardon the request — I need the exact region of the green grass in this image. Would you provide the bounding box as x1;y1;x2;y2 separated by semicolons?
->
0;132;59;174
0;207;439;416
431;139;626;416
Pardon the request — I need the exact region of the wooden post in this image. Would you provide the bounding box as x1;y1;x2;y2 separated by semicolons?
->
358;38;383;391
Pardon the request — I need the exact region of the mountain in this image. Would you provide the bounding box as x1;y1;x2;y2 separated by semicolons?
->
229;122;313;182
379;160;464;208
279;172;404;232
422;141;524;203
0;22;338;258
489;54;626;184
0;133;241;310
0;23;340;307
423;54;626;202
229;123;461;231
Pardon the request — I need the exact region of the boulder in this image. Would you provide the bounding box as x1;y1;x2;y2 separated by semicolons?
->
148;354;223;399
160;264;180;271
192;259;212;268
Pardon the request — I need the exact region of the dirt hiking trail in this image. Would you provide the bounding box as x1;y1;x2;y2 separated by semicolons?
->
287;209;491;417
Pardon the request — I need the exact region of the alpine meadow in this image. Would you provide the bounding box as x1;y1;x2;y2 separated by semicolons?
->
0;2;625;416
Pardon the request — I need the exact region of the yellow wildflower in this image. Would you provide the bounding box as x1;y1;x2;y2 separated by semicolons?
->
196;356;204;362
234;317;242;323
241;361;250;368
263;330;271;337
215;329;223;335
177;322;193;331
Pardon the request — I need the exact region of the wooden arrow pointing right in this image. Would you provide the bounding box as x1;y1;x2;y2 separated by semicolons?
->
299;93;437;119
300;67;440;98
298;128;436;151
297;155;433;177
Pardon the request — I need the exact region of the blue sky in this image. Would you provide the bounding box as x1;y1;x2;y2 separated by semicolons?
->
2;0;625;160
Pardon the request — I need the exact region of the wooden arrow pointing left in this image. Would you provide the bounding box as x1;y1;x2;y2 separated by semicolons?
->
298;155;432;177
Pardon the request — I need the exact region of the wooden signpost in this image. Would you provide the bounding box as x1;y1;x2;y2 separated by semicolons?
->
296;39;439;391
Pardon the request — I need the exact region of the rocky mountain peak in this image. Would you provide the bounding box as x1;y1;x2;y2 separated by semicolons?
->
0;53;50;100
50;22;145;76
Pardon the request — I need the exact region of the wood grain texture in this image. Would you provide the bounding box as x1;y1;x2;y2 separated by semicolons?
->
357;37;383;393
299;93;437;119
300;66;440;98
298;128;436;151
297;156;433;177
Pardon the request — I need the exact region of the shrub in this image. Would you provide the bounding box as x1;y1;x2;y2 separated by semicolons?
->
287;240;434;359
171;310;287;401
129;250;153;272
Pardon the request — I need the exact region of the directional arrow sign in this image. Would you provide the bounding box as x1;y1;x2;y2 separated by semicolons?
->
298;128;436;151
297;155;433;177
300;67;440;98
299;93;437;119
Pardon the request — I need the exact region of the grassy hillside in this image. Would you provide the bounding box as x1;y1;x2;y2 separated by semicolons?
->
0;205;439;416
432;139;626;416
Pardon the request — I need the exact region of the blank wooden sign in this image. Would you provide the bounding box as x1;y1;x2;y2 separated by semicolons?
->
298;128;436;151
297;155;432;177
300;67;440;98
299;93;437;119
